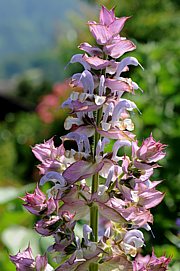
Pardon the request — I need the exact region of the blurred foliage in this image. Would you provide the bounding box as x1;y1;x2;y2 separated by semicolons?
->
0;0;74;56
0;0;83;80
16;69;53;107
0;0;180;270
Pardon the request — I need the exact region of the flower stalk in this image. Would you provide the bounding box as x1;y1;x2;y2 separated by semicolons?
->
90;110;101;266
90;107;102;245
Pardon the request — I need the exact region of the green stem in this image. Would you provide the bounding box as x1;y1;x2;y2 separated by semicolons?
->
89;262;99;271
89;108;102;271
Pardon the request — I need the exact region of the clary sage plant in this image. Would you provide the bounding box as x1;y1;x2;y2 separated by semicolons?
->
10;6;171;271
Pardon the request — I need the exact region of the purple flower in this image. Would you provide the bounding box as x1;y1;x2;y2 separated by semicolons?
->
62;160;104;183
99;6;116;26
82;55;116;70
104;38;136;59
137;185;164;209
133;134;166;163
10;246;35;271
88;6;130;45
132;134;166;170
88;6;136;58
120;206;153;227
32;138;66;175
121;155;155;183
39;171;69;199
78;42;103;57
120;229;144;256
97;127;135;140
47;211;76;256
133;251;171;271
120;181;164;210
69;54;91;70
115;56;144;78
58;185;90;220
40;171;67;188
93;193;126;223
96;190;153;227
10;246;53;271
32;137;64;163
35;215;62;236
62;95;101;113
69;70;95;94
35;255;48;271
22;186;56;216
35;211;76;238
61;132;91;154
105;78;134;93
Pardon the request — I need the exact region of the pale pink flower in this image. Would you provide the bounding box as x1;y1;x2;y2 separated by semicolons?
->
88;6;130;46
22;185;56;216
10;246;53;271
104;38;136;59
133;251;171;271
78;42;103;57
32;138;67;174
132;134;166;170
133;134;166;163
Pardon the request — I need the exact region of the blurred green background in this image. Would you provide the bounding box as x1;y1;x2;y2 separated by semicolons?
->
0;0;179;270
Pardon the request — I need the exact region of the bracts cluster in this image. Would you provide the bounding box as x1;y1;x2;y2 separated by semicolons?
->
10;6;171;271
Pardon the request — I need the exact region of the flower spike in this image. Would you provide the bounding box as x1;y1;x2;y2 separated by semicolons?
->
10;5;170;271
